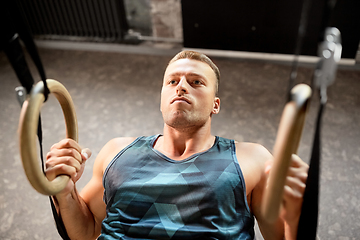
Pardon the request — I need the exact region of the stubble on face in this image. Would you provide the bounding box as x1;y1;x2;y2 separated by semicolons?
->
163;109;206;131
160;59;219;132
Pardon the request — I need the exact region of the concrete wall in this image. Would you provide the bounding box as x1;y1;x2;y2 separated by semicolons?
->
150;0;183;40
125;0;183;41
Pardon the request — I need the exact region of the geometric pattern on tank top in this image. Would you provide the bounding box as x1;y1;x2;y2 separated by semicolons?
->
99;135;254;240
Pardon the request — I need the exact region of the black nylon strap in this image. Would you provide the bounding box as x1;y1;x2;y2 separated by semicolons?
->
296;0;337;238
1;0;49;101
1;1;69;238
286;0;312;101
3;35;34;94
37;115;71;240
297;103;324;239
49;197;71;240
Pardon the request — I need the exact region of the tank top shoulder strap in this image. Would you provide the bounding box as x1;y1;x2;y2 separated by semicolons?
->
102;135;158;185
217;136;252;215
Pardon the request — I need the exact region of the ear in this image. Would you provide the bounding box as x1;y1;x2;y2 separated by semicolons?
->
212;97;220;114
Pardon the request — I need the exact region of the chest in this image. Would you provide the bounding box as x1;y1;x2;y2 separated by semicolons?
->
106;156;242;202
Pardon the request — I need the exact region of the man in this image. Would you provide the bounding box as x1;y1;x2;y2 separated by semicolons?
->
46;50;308;239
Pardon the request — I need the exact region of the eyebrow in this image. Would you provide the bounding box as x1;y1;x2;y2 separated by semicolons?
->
168;72;205;79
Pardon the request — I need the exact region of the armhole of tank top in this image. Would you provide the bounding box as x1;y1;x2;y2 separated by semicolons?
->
102;136;143;187
230;140;253;216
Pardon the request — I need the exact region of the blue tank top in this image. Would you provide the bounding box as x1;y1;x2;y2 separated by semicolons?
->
99;135;254;239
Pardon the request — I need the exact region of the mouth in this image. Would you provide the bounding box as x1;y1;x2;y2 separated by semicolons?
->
171;97;191;104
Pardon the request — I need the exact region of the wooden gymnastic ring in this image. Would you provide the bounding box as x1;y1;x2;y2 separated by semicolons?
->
19;79;78;196
261;83;312;222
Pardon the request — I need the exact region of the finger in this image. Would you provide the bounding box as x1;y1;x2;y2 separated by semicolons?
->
284;176;306;197
288;166;308;178
283;185;304;203
50;138;82;153
287;166;308;183
290;154;309;169
46;156;82;172
81;148;92;162
45;164;77;181
47;147;82;163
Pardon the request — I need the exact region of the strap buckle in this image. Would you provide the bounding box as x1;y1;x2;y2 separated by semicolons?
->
15;86;27;107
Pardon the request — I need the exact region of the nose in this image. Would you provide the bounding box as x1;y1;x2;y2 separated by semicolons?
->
176;77;188;95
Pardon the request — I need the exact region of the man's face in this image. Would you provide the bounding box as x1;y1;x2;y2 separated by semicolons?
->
160;58;220;129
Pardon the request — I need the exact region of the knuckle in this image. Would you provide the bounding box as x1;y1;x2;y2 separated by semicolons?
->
64;157;73;165
45;161;52;169
58;164;72;175
58;164;66;171
46;152;52;159
62;139;72;147
71;148;80;159
46;158;55;168
66;149;74;157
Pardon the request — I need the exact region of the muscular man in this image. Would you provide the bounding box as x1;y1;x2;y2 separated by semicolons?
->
46;51;308;239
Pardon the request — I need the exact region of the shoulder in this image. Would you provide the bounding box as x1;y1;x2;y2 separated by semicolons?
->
233;141;273;195
94;137;137;175
105;137;138;150
234;141;272;168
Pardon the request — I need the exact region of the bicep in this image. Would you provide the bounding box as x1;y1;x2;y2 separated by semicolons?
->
77;139;119;234
79;143;111;226
248;149;284;239
79;137;136;230
80;175;107;230
236;142;284;239
251;167;284;240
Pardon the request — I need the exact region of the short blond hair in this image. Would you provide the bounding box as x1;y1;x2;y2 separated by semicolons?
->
168;50;220;96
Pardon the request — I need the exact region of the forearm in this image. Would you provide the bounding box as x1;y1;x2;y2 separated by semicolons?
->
284;218;299;240
54;188;99;240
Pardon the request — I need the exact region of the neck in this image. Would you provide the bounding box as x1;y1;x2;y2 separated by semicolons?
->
155;120;215;161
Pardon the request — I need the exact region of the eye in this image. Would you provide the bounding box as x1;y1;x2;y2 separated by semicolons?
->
169;80;177;85
193;80;202;85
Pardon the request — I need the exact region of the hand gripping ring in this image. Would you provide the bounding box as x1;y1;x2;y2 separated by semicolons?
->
19;79;78;195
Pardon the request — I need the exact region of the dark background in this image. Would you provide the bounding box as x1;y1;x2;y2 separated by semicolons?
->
182;0;360;58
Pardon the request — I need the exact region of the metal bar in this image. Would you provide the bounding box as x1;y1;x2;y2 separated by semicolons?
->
110;0;123;41
35;0;51;34
59;0;72;35
75;0;88;37
104;0;116;41
99;0;111;40
88;0;100;38
117;0;129;40
42;0;57;35
53;0;67;35
93;0;105;38
28;1;44;35
17;0;130;42
80;0;94;37
46;0;61;35
69;0;83;36
64;0;78;36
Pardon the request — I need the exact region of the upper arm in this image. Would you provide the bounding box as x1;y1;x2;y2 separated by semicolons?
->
235;142;271;199
79;137;136;235
235;142;284;239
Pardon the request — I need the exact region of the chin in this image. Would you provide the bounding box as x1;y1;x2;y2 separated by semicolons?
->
167;117;207;130
166;117;189;128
